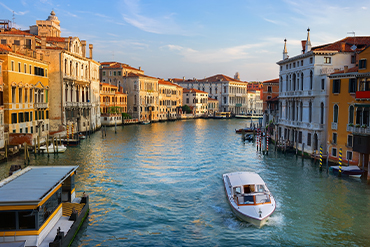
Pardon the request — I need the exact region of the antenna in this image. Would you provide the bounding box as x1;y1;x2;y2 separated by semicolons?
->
12;11;15;28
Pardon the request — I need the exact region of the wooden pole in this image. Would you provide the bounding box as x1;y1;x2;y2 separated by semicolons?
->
37;136;40;154
5;141;7;160
46;136;49;157
24;142;27;165
338;148;342;177
52;136;55;153
302;143;305;158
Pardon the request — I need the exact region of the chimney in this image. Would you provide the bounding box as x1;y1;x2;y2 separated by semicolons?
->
301;40;306;54
41;37;46;49
89;44;93;59
183;76;185;81
12;44;16;52
341;42;346;52
139;66;141;71
344;66;348;73
81;40;86;57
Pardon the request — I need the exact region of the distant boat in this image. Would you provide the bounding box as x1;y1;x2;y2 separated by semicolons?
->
40;144;67;153
141;120;150;125
329;165;364;177
223;172;276;227
235;127;254;134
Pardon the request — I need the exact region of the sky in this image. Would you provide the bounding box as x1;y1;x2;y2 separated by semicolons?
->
1;0;370;82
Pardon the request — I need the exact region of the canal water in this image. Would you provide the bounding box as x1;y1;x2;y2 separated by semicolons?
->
1;119;370;246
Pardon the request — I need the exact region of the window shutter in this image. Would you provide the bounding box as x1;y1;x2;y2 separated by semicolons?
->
338;79;341;93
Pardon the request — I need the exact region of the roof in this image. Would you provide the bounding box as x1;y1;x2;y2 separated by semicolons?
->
46;37;66;42
266;96;279;102
199;74;245;83
312;36;370;53
263;78;279;84
330;66;358;75
0;29;34;36
0;44;12;52
0;166;78;205
100;61;142;71
127;72;158;80
224;172;265;186
208;97;218;101
158;79;179;87
183;88;208;94
100;82;118;88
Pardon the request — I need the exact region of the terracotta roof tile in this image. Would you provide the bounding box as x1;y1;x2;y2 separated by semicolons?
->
330;66;358;75
312;36;370;52
183;88;208;94
263;78;279;84
0;44;12;52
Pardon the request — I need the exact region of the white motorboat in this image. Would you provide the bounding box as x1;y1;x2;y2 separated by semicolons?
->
223;172;276;227
40;144;67;153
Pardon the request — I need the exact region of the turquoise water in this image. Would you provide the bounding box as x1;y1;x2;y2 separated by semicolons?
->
1;119;370;246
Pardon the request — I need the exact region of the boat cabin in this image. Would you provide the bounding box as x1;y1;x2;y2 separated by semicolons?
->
226;173;272;206
0;166;85;247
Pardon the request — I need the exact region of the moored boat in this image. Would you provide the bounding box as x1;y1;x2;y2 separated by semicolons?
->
329;165;364;177
0;166;89;247
235;127;254;134
223;172;276;227
141;120;150;125
40;144;67;153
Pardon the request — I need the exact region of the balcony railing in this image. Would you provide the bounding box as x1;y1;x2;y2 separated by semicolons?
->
34;102;48;109
331;122;338;130
348;124;370;135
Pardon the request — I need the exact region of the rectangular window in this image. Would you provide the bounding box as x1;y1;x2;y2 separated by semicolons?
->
30;89;33;103
268;86;272;93
301;60;303;66
25;127;28;133
18;62;21;72
25;112;29;122
30;111;33;121
332;147;337;157
347;135;353;147
24;64;27;73
46;110;49;119
307;133;311;146
333;79;341;94
321;79;325;90
324;57;331;64
13;40;20;45
31;126;33;133
12;87;16;103
118;71;121;76
0;211;16;230
18;112;24;123
224;86;227;93
351;55;356;64
347;151;353;161
35;110;38;120
310;57;313;64
0;39;6;45
359;59;367;69
18;88;22;103
102;71;106;76
332;133;337;144
42;111;44;119
11;113;17;124
11;61;14;71
298;131;302;144
113;71;116;76
349;78;357;93
29;65;32;74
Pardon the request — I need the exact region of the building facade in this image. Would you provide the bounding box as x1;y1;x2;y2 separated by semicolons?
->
158;80;183;120
262;78;279;128
276;29;370;155
0;44;49;145
0;58;4;148
173;74;248;114
208;97;219;116
183;88;208;116
100;62;144;89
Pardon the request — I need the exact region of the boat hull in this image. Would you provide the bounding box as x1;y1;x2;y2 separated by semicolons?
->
329;166;364;176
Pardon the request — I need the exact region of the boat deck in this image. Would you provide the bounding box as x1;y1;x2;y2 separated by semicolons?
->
39;216;73;247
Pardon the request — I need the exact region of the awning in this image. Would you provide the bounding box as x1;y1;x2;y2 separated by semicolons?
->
354;103;370;107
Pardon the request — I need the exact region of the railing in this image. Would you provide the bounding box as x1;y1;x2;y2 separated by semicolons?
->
331;122;338;130
347;124;354;132
350;125;370;135
34;102;48;109
65;102;78;107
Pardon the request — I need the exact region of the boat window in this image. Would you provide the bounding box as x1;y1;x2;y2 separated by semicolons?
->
19;210;36;229
255;194;270;204
0;211;16;230
234;187;241;194
244;185;255;193
256;185;265;193
244;195;255;204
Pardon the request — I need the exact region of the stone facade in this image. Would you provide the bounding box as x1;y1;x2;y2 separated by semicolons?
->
183;88;208;116
172;74;248;114
158;80;183;120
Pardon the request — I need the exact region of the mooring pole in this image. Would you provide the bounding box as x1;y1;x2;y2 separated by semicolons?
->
338;148;342;177
266;132;269;155
319;145;323;171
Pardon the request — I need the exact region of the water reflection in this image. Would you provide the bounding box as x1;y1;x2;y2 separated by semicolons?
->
1;119;370;246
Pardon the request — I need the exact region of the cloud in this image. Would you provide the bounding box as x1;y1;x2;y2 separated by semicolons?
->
120;0;192;36
163;42;266;64
0;2;28;15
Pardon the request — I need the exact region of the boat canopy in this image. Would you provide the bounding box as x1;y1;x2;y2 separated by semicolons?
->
225;172;265;187
0;166;78;205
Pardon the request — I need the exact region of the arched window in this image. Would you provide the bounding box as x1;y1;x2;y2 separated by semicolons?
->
309;102;312;123
64;59;67;74
301;73;304;90
349;105;354;124
300;102;303;121
286;75;288;91
310;71;313;90
280;76;282;92
293;74;296;91
333;104;338;123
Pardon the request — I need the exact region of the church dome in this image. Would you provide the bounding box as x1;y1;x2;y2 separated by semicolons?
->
47;10;59;22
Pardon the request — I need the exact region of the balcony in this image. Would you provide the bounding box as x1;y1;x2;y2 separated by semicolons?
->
35;102;48;109
348;124;370;135
356;91;370;99
331;122;338;130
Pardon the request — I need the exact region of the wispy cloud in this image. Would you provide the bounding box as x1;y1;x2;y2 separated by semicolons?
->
120;0;193;36
163;43;266;63
0;2;28;15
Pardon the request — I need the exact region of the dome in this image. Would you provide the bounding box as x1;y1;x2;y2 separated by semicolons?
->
47;10;59;22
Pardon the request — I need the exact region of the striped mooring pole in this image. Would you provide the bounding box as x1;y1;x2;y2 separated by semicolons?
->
266;133;269;155
319;145;323;171
338;148;342;177
256;129;259;151
259;130;262;152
